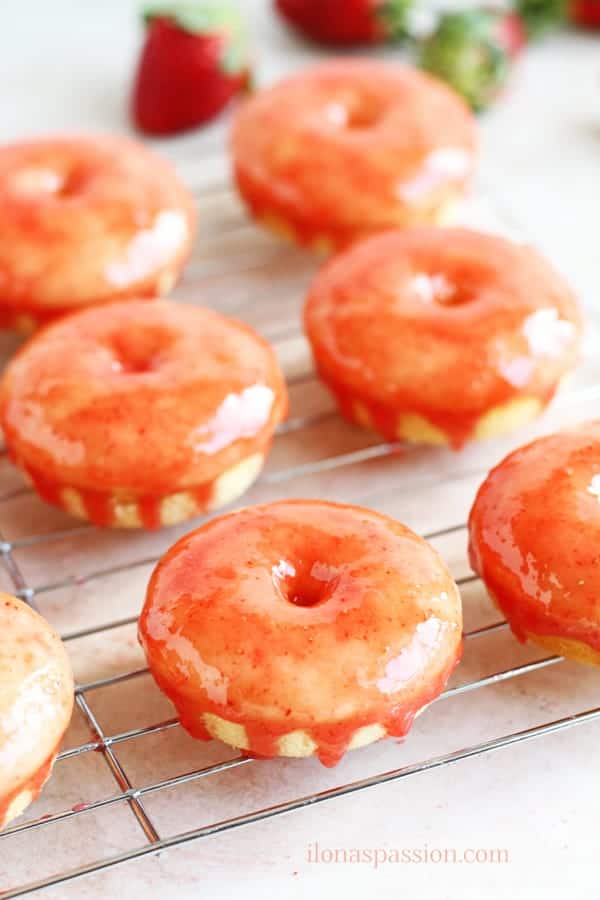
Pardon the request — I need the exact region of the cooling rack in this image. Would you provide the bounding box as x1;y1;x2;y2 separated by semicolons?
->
1;172;600;899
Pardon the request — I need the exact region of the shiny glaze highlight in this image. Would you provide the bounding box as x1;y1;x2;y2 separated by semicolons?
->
0;594;73;828
0;300;287;526
232;60;477;250
0;135;196;329
304;228;582;448
468;422;600;661
139;500;462;766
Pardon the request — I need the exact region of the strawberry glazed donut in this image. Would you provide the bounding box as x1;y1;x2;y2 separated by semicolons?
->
305;228;582;448
1;594;73;830
139;500;462;766
232;59;477;252
469;423;600;666
0;134;196;331
0;300;287;529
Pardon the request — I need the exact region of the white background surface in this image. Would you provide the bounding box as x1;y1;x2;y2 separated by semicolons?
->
1;2;600;899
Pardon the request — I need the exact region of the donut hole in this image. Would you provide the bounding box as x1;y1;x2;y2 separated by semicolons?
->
11;167;66;196
411;273;471;307
324;94;386;131
10;160;95;200
56;165;91;197
108;326;174;375
273;559;341;608
345;100;384;130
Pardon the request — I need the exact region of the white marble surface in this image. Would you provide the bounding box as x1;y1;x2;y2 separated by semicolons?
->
1;2;600;899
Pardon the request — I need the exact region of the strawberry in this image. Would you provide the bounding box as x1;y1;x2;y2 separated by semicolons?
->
419;9;526;113
132;2;251;136
570;0;600;27
274;0;413;45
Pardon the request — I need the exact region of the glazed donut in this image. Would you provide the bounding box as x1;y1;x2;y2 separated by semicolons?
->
1;594;73;830
232;59;477;252
304;228;582;448
0;134;196;331
139;500;462;766
469;423;600;666
0;300;287;529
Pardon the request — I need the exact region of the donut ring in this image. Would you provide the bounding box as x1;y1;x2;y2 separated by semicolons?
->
469;423;600;666
0;134;196;331
139;500;462;766
0;300;287;529
304;228;582;448
1;594;73;830
232;59;477;252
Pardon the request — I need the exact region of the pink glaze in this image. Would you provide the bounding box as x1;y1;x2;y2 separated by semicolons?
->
469;423;600;654
305;228;582;447
0;300;288;503
232;60;477;249
0;134;196;326
139;500;462;766
0;594;73;828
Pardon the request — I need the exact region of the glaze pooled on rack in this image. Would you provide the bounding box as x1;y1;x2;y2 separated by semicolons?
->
139;499;462;766
232;59;477;251
469;422;600;664
0;593;73;830
0;300;287;528
305;227;582;448
0;134;196;331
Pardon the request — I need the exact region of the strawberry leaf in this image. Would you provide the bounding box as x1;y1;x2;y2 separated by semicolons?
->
515;0;567;37
377;0;414;39
144;1;243;36
419;10;511;112
221;40;248;75
144;1;249;73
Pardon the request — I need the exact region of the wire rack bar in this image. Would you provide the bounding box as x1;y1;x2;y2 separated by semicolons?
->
73;694;161;845
61;615;139;643
2;482;583;900
1;506;566;840
2;228;600;897
3;702;599;900
4;379;600;568
7;646;565;844
0;528;164;874
2;382;598;898
0;532;35;607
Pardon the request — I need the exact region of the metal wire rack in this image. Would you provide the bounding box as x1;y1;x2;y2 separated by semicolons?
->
1;177;600;898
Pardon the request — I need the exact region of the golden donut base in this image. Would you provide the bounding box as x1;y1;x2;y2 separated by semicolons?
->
487;588;600;668
349;396;543;447
525;633;600;667
0;265;180;334
202;712;389;759
27;453;265;530
250;195;460;255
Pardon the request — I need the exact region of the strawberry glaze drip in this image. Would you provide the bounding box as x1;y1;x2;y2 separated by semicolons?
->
0;745;58;828
232;59;477;247
158;654;459;766
139;500;462;766
305;228;582;448
0;300;287;521
234;167;459;251
25;463;229;528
